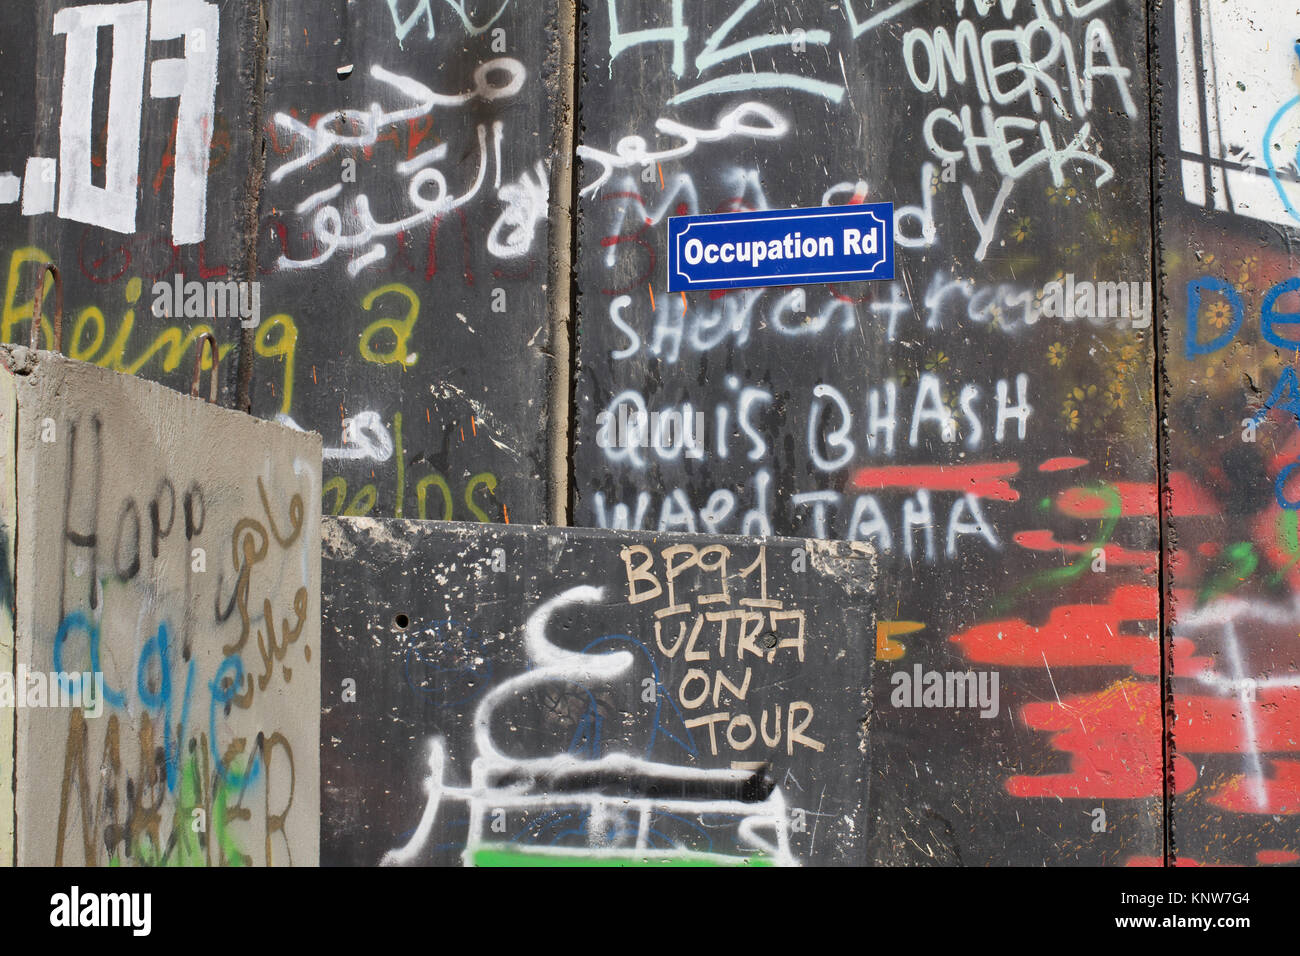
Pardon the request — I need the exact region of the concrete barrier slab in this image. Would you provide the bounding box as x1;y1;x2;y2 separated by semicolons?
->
322;517;875;867
0;346;321;866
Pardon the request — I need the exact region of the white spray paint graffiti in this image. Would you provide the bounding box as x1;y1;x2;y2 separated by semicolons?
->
276;411;394;463
385;0;512;46
270;58;549;272
577;103;790;197
606;0;843;105
381;585;796;866
1178;597;1300;812
3;2;221;242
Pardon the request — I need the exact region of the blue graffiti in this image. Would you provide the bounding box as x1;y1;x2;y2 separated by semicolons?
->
208;654;262;788
52;611;125;709
572;634;700;760
1263;47;1300;224
403;619;492;708
136;623;197;794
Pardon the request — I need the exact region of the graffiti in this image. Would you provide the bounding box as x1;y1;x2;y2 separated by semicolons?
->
7;2;223;242
269;60;545;274
605;0;843;106
381;586;796;867
578;102;790;196
8;370;321;866
2;246;298;412
1174;0;1300;227
384;0;513;45
318;522;873;867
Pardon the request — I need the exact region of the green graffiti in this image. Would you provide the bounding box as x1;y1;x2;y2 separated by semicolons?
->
1269;510;1300;585
1199;542;1259;604
103;748;250;867
996;483;1123;614
471;845;772;867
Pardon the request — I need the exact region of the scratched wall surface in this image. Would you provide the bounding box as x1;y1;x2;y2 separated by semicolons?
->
251;0;565;524
321;517;874;866
8;0;1299;870
0;0;564;530
1156;0;1300;867
0;367;14;864
3;348;321;866
573;1;1163;864
0;0;262;399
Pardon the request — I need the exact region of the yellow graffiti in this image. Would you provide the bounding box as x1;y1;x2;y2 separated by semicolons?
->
416;474;453;520
322;477;377;517
465;472;497;523
394;412;405;519
875;621;925;661
359;283;419;369
3;249;297;413
255;314;298;415
2;247;57;347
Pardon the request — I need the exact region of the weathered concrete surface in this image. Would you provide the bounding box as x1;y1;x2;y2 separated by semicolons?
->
250;0;568;525
1155;0;1300;866
1;346;321;866
321;517;875;866
573;1;1162;864
0;367;15;864
0;0;264;404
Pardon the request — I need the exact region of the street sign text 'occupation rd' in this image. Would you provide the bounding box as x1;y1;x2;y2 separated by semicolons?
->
666;202;894;292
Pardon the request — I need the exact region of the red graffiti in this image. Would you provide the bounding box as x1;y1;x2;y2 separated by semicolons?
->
851;463;1021;501
1057;473;1217;518
1038;456;1089;472
1012;530;1158;571
1005;680;1194;799
950;585;1160;672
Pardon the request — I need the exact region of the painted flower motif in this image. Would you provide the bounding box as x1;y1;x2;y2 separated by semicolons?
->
1061;404;1080;431
1238;255;1260;285
925;351;950;371
930;171;941;195
1048;342;1067;367
1104;382;1125;409
1012;217;1032;242
1207;300;1234;329
1047;183;1079;205
1119;344;1139;364
1072;385;1098;402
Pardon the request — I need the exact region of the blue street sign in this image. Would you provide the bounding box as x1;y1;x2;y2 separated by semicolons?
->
666;202;894;292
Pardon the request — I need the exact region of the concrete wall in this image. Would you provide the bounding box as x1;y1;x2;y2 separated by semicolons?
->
321;517;875;866
575;0;1161;866
1;346;320;865
1155;0;1300;867
0;0;1296;867
0;0;568;528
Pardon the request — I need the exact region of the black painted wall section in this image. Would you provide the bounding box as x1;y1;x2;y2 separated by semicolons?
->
0;0;564;527
253;0;564;525
0;0;263;398
321;517;874;866
573;0;1162;864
